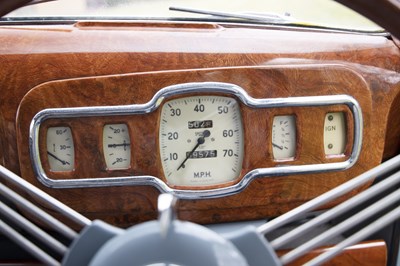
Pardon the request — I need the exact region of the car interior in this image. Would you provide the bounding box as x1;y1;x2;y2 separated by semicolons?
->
0;0;399;265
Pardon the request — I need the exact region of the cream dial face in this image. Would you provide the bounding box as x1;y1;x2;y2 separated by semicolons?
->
103;124;131;170
159;96;244;187
46;127;75;172
272;115;296;160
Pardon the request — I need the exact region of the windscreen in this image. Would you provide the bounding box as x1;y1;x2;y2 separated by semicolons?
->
5;0;381;32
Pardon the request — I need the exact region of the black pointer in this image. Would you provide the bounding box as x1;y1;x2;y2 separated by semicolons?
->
107;143;130;148
177;130;210;171
272;143;284;150
47;151;70;165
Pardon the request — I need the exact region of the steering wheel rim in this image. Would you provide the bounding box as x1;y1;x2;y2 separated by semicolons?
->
335;0;400;40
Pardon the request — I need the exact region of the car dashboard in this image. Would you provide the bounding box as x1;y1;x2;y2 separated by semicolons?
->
1;19;400;264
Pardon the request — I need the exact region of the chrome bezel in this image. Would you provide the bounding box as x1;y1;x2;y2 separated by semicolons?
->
30;82;363;199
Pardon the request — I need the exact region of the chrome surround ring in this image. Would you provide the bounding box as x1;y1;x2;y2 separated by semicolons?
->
29;82;363;199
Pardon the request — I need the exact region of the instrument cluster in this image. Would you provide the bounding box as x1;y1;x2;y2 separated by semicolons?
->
30;82;361;198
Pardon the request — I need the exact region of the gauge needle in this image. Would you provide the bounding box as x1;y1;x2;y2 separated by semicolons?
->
108;143;130;152
272;143;284;150
47;151;70;165
177;130;210;171
107;143;130;148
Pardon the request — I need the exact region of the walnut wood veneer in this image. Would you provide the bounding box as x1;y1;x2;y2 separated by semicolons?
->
15;64;385;226
0;21;396;226
277;240;387;266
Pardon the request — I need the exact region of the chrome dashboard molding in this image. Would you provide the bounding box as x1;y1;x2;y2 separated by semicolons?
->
29;82;363;199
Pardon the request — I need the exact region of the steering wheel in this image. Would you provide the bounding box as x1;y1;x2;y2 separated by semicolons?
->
0;0;399;265
336;0;400;40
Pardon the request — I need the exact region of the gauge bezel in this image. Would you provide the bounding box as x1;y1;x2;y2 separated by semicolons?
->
158;95;245;188
30;82;363;199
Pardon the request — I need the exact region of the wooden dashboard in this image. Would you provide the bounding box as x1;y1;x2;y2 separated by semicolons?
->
0;21;399;227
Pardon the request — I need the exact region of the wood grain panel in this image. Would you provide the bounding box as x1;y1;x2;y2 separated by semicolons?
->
0;21;395;226
276;240;387;266
1;21;400;176
383;91;400;160
15;65;380;226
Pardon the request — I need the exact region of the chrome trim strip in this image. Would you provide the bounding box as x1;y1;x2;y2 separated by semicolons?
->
0;183;78;239
0;163;91;227
0;201;68;255
0;220;61;266
29;82;363;199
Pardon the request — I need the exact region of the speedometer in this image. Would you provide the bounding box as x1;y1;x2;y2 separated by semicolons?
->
159;96;244;187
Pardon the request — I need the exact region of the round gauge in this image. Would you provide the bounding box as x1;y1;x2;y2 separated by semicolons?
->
272;115;296;160
159;96;244;187
103;124;131;170
46;127;74;172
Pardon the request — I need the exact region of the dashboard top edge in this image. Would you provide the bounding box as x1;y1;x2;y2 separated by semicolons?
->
0;22;395;56
0;17;389;36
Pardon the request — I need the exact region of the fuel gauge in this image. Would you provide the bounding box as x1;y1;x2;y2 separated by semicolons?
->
272;115;296;160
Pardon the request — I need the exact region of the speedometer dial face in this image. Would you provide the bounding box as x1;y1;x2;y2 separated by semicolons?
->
159;96;244;187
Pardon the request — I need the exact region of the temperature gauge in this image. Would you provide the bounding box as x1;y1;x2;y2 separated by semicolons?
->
46;127;75;172
272;115;296;160
103;124;131;170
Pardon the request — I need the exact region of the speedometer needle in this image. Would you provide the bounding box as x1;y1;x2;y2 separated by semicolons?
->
177;130;210;171
47;151;70;165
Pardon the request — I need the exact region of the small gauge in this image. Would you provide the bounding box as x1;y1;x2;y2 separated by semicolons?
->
272;115;296;160
46;127;75;172
103;124;131;170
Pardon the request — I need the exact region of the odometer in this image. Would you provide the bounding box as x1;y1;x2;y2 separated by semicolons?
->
159;96;244;187
188;120;213;129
